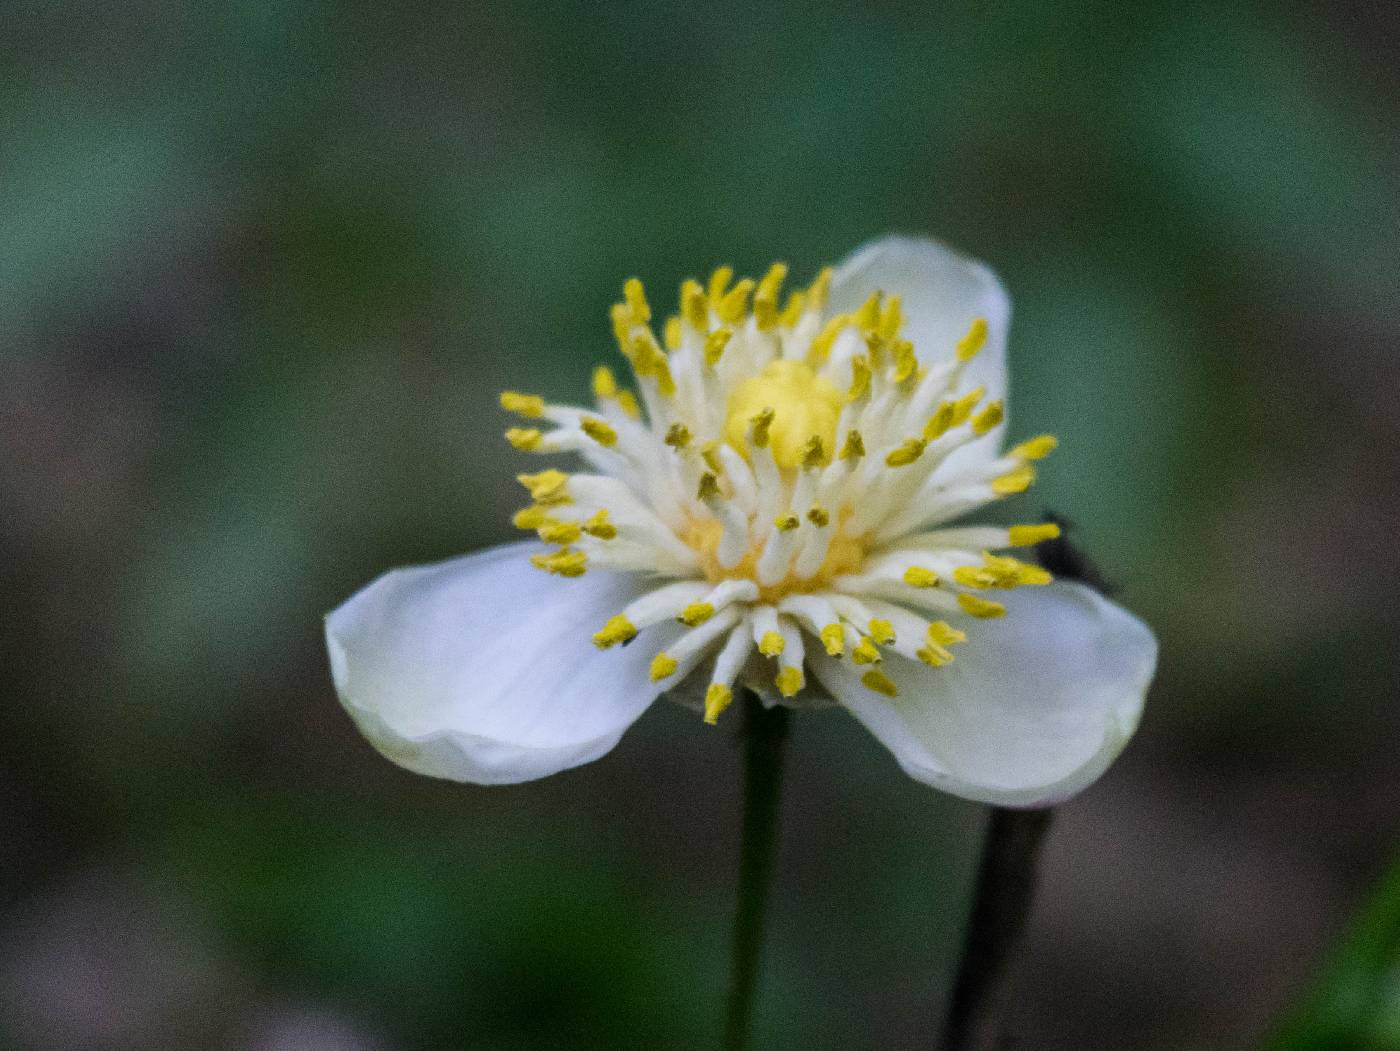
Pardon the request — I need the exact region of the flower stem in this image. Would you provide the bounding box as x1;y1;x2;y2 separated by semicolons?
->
940;806;1054;1051
723;691;789;1051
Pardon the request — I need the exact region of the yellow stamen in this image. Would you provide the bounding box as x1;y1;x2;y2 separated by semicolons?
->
623;277;651;323
799;435;827;469
518;469;570;505
1008;523;1061;546
956;317;988;362
773;512;800;532
700;442;723;474
916;642;954;667
878;295;904;340
650;652;679;681
861;669;898;697
749;407;775;448
958;593;1006;619
512;505;551;530
885;438;927;467
530;548;587;577
892;339;918;386
717;278;755;323
775;665;804;697
679;602;715;626
807;266;833;310
848;356;871;401
505;427;543;450
759;631;785;657
704;329;732;366
853;291;881;333
704;683;733;725
697;472;721;502
992;464;1036;495
903;567;939;588
806;505;830;527
591;366;618;399
663;315;682;350
924;401;956;441
1011;434;1058;460
753;263;788;330
681;279;708;330
538;520;582;544
839;430;865;460
951;386;985;426
852;637;882;665
808;314;849;366
583;510;617;539
927;621;968;647
664;423;692;449
707;265;733;305
779;290;806;327
820;623;845;656
971;400;1004;436
500;391;545;418
615;390;641;418
592;614;637;649
867;619;896;645
580;417;617;447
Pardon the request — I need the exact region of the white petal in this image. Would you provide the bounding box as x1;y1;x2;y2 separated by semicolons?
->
830;235;1011;469
325;542;681;785
809;582;1155;807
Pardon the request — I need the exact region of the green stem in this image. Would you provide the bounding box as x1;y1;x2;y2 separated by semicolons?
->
723;691;789;1051
940;805;1055;1051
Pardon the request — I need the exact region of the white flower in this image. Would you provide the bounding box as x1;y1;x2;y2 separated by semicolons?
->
326;236;1156;806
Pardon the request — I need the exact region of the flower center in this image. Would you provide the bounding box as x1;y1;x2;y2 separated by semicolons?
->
723;360;844;470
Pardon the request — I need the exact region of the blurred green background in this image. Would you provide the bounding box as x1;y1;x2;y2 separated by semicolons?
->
3;0;1397;1048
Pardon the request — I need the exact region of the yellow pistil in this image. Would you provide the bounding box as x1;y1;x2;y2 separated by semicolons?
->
725;360;843;469
592;614;637;649
704;683;733;724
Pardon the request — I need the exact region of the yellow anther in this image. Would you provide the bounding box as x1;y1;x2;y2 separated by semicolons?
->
773;512;800;532
927;621;968;647
650;651;679;681
679;602;716;626
807;266;833;310
717;278;755;323
840;429;866;460
808;314;849;366
980;553;1053;586
505;427;544;450
864;332;888;368
583;510;617;539
848;356;871;401
529;548;587;577
992;464;1036;495
860;669;898;697
591;366;618;400
903;566;940;588
916;642;954;667
892;339;918;386
703;328;732;366
623;277;651;323
951;386;985;426
615;390;642;418
806;505;830;528
707;265;734;305
1011;434;1058;460
885;438;927;468
953;566;999;589
853;291;881;333
924;401;956;441
878;295;904;340
700;441;723;474
518;469;571;505
592;614;637;649
538;520;582;545
852;636;882;665
512;504;551;530
759;631;785;657
956;317;988;362
775;665;804;697
663;315;682;350
610;301;633;345
697;472;722;502
580;417;618;447
971;400;1004;436
681;279;709;330
867;619;896;645
958;593;1006;619
799;435;827;470
820;624;846;657
753;263;788;330
664;422;692;449
500;391;545;418
628;332;676;396
779;290;806;327
749;407;775;448
704;683;734;725
1008;522;1062;546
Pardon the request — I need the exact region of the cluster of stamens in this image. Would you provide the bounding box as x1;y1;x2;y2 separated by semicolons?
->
501;263;1061;723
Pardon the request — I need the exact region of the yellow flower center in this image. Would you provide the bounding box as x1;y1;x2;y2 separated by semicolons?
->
724;359;844;470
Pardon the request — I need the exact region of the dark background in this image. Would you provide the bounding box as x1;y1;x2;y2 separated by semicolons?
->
3;1;1397;1048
